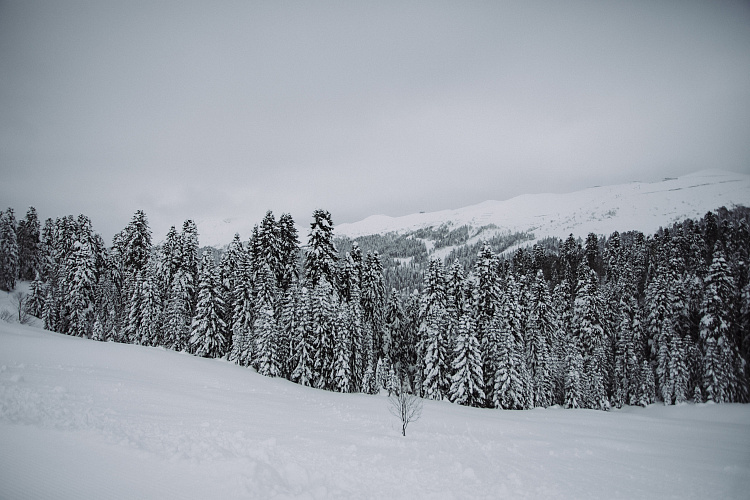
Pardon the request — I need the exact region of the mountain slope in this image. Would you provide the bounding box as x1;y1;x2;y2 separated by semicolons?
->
1;314;749;499
335;170;750;240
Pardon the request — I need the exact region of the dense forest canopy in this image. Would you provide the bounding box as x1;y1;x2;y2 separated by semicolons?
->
1;204;748;409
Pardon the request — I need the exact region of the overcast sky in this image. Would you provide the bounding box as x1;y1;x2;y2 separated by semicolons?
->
2;1;749;243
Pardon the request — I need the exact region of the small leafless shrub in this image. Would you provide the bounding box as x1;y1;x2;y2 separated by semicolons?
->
388;383;423;437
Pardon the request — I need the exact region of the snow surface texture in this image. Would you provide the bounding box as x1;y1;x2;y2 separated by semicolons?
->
335;170;750;240
1;306;749;499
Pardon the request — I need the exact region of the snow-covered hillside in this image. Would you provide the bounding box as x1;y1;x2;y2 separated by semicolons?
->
335;170;750;240
1;310;749;499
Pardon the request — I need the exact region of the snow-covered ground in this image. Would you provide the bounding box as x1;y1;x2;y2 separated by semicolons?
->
1;308;749;498
335;169;750;239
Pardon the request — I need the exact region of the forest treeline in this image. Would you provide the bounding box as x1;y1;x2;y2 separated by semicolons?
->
0;205;748;409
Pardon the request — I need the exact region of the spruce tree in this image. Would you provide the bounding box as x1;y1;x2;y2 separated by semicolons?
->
66;232;97;338
163;270;191;351
699;244;739;402
421;306;449;400
0;208;19;291
254;263;280;376
526;269;554;407
361;252;386;358
304;209;338;288
181;219;200;316
493;311;530;410
16;207;41;281
138;263;163;346
332;301;353;392
189;251;227;358
291;286;315;386
277;213;300;292
311;277;336;389
564;337;584;409
420;259;449;400
573;264;609;410
449;312;485;406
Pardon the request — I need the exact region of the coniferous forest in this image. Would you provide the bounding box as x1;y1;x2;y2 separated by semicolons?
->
1;205;749;410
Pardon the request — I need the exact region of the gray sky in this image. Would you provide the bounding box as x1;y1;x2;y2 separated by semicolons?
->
2;1;749;243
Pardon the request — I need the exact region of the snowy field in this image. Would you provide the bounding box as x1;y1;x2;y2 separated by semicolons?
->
1;317;749;499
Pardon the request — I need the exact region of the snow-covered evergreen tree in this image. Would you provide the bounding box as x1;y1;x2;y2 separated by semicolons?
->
16;206;41;281
305;209;338;288
699;244;740;403
493;311;531;410
254;263;280;376
361;252;386;358
311;277;336;389
189;251;227;358
181;219;200;316
291;286;315;386
526;269;554;407
163;270;191;351
449;313;485;406
333;301;353;392
120;210;152;275
421;306;449;400
573;264;609;410
137;262;163;346
277;213;300;292
564;337;584;409
66;231;98;338
0;208;19;291
255;303;281;377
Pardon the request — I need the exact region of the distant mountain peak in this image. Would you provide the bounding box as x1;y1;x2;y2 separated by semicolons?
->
334;170;750;240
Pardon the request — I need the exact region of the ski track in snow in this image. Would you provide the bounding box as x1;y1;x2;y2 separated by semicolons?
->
1;316;749;499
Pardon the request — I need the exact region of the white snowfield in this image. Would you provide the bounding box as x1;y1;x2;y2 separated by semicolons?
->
1;317;749;499
335;169;750;239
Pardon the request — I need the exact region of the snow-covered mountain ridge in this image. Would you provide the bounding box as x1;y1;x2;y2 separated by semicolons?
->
335;170;750;241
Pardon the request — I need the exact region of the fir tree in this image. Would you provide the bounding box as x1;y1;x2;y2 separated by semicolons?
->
229;249;255;366
291;286;315;386
333;301;353;392
449;313;485;406
311;277;336;389
137;263;163;346
181;219;200;316
472;244;500;404
277;213;300;292
163;270;191;351
189;251;227;358
421;306;449;400
573;264;609;409
0;208;19;291
120;210;152;275
27;274;45;317
493;311;531;410
526;269;554;407
254;263;280;376
699;244;739;403
16;207;41;281
255;303;281;377
564;337;584;409
305;209;338;288
362;252;386;357
66;234;97;338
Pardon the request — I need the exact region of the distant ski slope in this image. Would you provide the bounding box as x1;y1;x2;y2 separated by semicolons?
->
335;170;750;240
